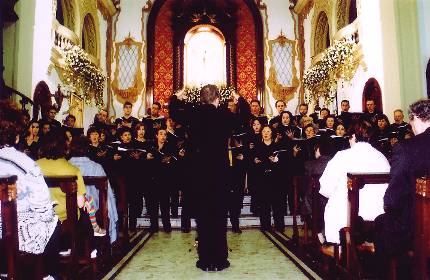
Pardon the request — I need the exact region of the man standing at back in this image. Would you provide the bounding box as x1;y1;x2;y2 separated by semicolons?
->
376;99;430;259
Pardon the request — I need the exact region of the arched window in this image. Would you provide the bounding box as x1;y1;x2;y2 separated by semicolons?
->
314;12;330;55
56;0;64;25
57;0;75;30
184;25;226;88
349;0;357;24
82;14;97;57
362;78;383;113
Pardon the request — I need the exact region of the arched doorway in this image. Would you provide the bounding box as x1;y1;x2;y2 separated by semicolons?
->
184;25;226;88
32;81;52;120
146;0;264;107
82;14;97;57
362;78;383;112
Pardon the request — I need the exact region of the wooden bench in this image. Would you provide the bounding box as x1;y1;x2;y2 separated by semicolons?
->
341;172;391;279
44;176;79;269
414;175;429;279
0;175;18;279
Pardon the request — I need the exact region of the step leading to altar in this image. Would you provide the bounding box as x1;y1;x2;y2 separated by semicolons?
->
136;195;303;228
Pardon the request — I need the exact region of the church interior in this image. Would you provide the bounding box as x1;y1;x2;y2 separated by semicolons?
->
1;0;430;279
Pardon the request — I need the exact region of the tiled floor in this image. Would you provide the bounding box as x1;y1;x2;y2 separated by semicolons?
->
115;229;309;279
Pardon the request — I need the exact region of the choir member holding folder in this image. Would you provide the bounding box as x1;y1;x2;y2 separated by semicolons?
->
253;125;285;231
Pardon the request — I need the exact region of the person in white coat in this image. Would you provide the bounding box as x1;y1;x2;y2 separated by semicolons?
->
319;122;390;244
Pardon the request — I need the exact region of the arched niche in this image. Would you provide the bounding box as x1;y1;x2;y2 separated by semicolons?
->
32;81;52;120
57;0;78;32
313;12;330;56
362;78;383;113
82;13;98;58
183;25;227;88
336;0;357;30
146;0;264;107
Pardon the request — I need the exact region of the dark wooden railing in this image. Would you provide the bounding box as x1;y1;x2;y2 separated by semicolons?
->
0;175;18;279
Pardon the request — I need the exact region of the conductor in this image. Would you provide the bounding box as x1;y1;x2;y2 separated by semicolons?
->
170;84;238;271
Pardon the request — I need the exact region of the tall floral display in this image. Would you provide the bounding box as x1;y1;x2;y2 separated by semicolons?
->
62;46;106;107
303;39;361;105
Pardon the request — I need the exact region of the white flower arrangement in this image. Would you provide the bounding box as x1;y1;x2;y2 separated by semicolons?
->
62;46;106;107
303;39;358;105
177;86;237;104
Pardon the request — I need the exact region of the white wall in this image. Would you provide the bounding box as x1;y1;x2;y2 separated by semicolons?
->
417;0;430;98
263;0;300;116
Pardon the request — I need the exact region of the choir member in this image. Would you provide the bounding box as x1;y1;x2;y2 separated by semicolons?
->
250;99;268;125
253;125;285;231
17;119;40;160
142;102;166;140
332;123;350;152
269;100;286;128
390;109;411;139
338;100;352;129
275;111;301;141
373;114;391;157
40;105;62;131
246;118;263;215
294;103;308;126
115;101;140;131
362;99;381;126
146;128;176;233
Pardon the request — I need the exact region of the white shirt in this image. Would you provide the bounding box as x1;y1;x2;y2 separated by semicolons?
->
319;142;390;243
0;146;58;254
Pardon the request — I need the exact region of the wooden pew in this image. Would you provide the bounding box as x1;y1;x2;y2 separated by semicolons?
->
342;172;390;279
44;176;79;269
0;175;18;279
414;175;429;280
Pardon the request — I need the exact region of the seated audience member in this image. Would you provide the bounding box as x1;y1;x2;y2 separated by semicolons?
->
0;101;59;278
37;130;96;255
375;99;430;257
303;136;336;243
17;119;41;160
390;109;411;139
319;122;390;244
69;136;119;243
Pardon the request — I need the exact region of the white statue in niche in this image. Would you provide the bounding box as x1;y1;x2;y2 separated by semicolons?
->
184;26;226;88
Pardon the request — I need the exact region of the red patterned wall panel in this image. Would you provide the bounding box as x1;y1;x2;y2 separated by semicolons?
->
153;0;174;106
236;2;257;102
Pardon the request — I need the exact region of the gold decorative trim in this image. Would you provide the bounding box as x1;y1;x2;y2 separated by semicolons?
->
260;2;270;111
138;4;151;117
416;177;429;197
267;32;298;103
297;0;314;103
110;8;121;117
97;0;117;19
347;178;353;190
105;15;113;114
111;36;144;104
294;0;312;14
